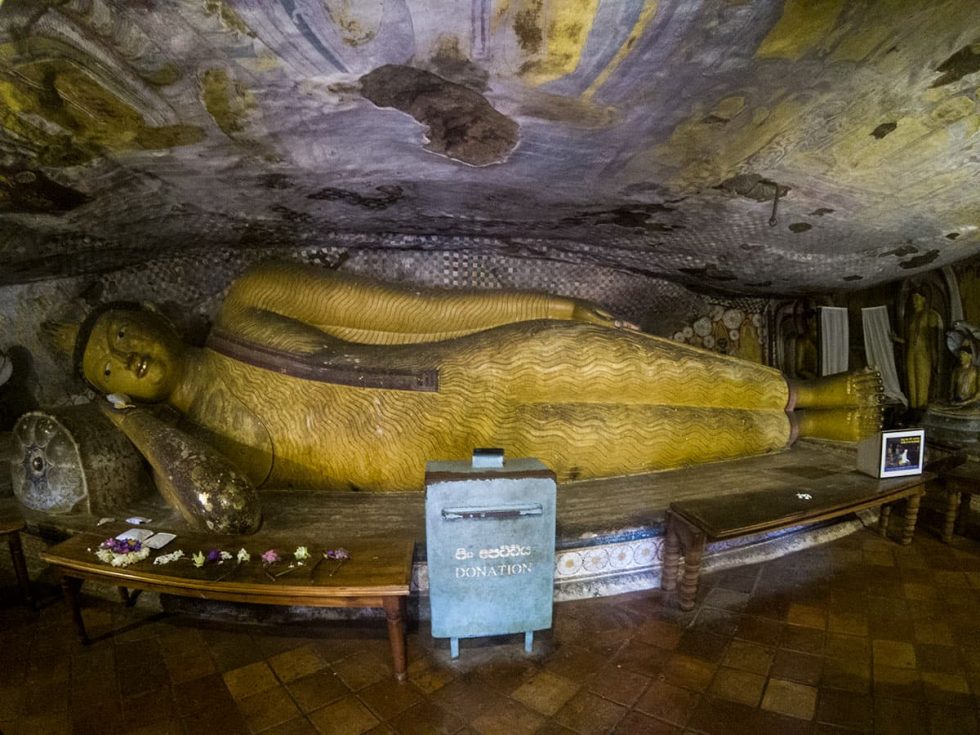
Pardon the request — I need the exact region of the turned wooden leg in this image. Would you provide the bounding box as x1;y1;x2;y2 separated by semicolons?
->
943;485;961;543
61;576;89;645
901;493;922;546
7;532;35;609
878;504;892;537
954;492;972;537
383;596;407;681
678;532;706;612
661;513;681;592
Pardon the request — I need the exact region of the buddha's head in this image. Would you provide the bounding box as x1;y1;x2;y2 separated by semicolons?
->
72;304;185;401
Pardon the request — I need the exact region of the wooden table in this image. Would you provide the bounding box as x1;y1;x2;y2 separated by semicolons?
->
940;461;980;543
41;528;415;680
661;471;932;611
0;499;34;608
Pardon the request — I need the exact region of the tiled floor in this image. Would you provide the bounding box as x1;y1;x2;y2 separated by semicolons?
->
1;525;979;735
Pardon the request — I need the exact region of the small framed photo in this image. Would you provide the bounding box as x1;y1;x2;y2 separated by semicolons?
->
857;429;925;478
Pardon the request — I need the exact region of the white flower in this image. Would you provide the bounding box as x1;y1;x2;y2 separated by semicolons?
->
220;551;233;561
154;549;185;565
294;546;310;561
192;551;206;568
237;548;250;563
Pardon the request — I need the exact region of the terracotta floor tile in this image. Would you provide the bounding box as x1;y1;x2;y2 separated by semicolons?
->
163;651;216;684
181;700;250;735
260;717;320;735
510;670;579;715
821;655;871;693
786;603;828;630
172;673;236;717
770;648;823;686
430;674;511;721
307;696;379;735
708;667;766;707
469;698;546;735
815;690;873;732
633;617;683;649
734;615;784;645
223;660;280;700
872;697;930;735
331;653;392;691
687;696;761;735
268;645;327;683
827;611;868;637
552;690;627;735
586;664;650;706
660;653;717;692
761;678;817;720
675;630;730;663
872;664;922;701
872;639;917;669
287;669;351;713
387;700;464;735
357;678;424;721
238;685;302;733
921;671;973;706
633;679;699;726
913;618;955;646
779;624;825;655
720;639;773;675
611;639;672;677
927;703;979;735
612;710;683;734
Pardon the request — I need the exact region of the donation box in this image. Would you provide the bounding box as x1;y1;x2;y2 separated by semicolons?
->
425;452;556;658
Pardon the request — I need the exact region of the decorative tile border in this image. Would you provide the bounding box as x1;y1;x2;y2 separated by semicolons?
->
412;511;876;602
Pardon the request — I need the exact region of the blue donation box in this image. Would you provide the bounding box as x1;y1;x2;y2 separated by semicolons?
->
425;451;557;659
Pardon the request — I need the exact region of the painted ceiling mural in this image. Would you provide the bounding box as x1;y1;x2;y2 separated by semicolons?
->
0;0;978;293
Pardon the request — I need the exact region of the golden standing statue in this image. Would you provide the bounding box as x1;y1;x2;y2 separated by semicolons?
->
52;262;881;532
906;292;943;410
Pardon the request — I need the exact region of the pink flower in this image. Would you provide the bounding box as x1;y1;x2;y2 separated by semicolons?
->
261;549;280;564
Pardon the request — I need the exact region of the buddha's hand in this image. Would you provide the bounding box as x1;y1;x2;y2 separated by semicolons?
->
572;303;639;330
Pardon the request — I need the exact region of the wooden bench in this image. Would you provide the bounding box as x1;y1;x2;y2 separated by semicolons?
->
41;528;414;680
0;499;34;608
661;471;933;611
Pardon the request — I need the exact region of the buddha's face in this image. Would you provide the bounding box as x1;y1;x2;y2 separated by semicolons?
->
81;310;184;401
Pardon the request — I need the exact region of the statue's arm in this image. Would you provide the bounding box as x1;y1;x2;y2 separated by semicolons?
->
217;261;630;345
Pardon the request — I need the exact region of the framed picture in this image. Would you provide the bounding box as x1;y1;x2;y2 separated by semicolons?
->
857;429;925;478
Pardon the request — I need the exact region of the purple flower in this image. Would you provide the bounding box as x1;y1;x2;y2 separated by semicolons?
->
206;548;222;563
325;548;350;560
261;549;280;564
101;538;142;554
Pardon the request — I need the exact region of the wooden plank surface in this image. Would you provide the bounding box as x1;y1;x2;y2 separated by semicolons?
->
669;471;931;540
41;525;414;600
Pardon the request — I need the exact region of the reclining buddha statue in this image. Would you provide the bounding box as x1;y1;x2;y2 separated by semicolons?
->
50;260;882;533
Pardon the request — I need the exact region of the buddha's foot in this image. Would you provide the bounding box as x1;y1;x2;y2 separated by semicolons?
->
790;368;884;410
793;405;884;443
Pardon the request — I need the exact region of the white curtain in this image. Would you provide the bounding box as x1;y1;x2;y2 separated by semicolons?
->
820;307;849;376
862;306;908;406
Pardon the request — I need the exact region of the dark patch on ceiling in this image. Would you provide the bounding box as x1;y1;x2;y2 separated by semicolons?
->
809;208;835;217
740;243;764;251
678;264;737;282
931;44;980;87
900;250;941;269
946;232;961;240
260;174;294;190
270;205;313;224
843;275;863;281
788;223;812;233
716;174;790;203
881;245;918;257
871;122;898;139
307;185;404;210
701;114;729;125
746;281;773;288
359;65;518;166
560;204;681;233
0;169;88;213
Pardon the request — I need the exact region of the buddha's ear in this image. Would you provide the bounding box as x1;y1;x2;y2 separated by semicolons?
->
41;319;81;359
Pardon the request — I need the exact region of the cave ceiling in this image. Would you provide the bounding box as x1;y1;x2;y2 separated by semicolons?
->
0;0;978;296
